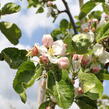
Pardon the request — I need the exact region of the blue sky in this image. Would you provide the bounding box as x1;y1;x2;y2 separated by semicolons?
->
0;0;109;109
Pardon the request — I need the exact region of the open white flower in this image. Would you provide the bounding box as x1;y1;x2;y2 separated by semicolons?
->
39;40;66;64
52;40;66;56
93;43;109;64
99;51;109;64
87;31;94;42
93;43;104;57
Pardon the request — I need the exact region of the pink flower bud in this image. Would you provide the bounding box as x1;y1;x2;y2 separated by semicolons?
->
42;34;53;48
31;46;39;56
46;106;51;109
58;57;69;69
40;55;49;64
27;45;39;56
81;55;91;66
77;87;84;94
72;54;83;61
47;1;53;7
92;66;101;73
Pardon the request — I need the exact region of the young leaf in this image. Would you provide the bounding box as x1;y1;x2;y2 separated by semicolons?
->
102;3;109;14
79;1;96;20
47;66;62;90
0;22;21;45
39;101;50;109
20;92;27;103
60;19;69;31
76;96;97;109
1;2;21;15
51;28;62;40
13;61;36;94
96;22;109;42
1;47;27;69
88;11;102;20
64;35;75;53
53;80;74;109
78;73;103;99
36;7;44;13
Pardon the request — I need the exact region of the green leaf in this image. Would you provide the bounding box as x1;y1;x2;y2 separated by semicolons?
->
1;2;21;15
78;73;103;99
13;62;42;103
76;96;97;109
103;73;109;80
39;101;50;109
60;19;69;31
1;47;27;69
64;35;75;53
36;7;44;13
53;80;74;109
27;0;39;8
79;1;96;20
88;11;102;20
91;0;105;2
96;22;109;42
97;73;109;80
51;28;62;40
13;61;36;94
0;22;21;45
102;3;109;14
25;65;42;87
47;65;62;90
20;92;27;103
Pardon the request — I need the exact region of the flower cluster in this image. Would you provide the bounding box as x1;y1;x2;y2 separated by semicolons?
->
27;33;109;96
26;13;109;106
27;34;69;69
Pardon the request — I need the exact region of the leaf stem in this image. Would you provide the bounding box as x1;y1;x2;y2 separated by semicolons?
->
62;0;78;34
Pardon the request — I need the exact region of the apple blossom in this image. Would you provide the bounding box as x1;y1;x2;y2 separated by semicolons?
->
92;66;101;73
42;34;53;48
40;55;49;64
98;51;109;64
26;45;39;56
58;57;69;69
72;54;83;61
93;43;109;64
46;106;51;109
75;87;84;95
81;55;91;66
77;87;84;94
52;40;66;56
47;1;53;7
93;43;104;57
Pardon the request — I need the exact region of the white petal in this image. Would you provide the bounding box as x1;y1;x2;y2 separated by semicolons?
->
39;46;48;56
99;51;109;64
30;57;39;66
87;31;94;42
48;56;58;64
93;43;104;56
52;40;66;56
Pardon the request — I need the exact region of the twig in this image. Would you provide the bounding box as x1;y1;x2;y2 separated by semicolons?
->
79;0;84;8
62;0;78;34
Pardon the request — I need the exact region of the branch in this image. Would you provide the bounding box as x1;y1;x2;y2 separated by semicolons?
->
79;0;84;8
62;0;78;34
